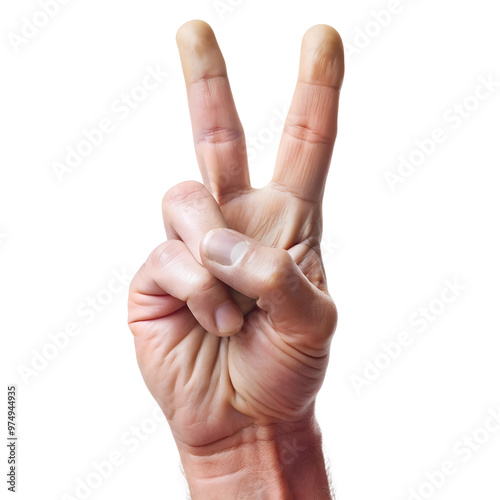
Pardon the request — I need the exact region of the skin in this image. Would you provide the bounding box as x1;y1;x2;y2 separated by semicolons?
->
128;20;344;499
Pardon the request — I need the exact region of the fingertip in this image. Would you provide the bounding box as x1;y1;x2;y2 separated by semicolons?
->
214;300;244;337
176;20;226;82
303;24;343;44
176;20;214;47
299;24;345;90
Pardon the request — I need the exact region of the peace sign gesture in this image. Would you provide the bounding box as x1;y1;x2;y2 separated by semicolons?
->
128;20;344;499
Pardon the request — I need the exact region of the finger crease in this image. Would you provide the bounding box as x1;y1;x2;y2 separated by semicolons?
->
283;122;334;146
197;126;243;145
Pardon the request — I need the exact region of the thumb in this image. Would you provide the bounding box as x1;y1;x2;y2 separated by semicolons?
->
200;228;337;354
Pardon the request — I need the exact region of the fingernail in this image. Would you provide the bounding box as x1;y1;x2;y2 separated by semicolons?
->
203;229;248;266
214;301;243;334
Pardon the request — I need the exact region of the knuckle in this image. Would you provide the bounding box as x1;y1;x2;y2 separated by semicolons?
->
305;295;338;346
283;120;334;146
188;273;223;308
149;240;184;272
320;297;338;338
196;126;243;145
260;250;295;295
162;181;209;212
195;272;221;295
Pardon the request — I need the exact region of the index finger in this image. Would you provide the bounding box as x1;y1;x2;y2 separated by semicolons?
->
272;25;344;204
176;21;251;203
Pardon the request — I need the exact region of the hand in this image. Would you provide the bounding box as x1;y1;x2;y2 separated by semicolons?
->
128;20;344;499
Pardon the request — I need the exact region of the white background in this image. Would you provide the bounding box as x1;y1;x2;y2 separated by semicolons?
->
1;0;500;499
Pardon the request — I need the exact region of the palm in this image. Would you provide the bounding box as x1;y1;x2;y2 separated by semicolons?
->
131;187;328;446
223;188;319;247
128;21;344;450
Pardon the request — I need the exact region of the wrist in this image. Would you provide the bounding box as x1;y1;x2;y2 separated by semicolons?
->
176;418;332;500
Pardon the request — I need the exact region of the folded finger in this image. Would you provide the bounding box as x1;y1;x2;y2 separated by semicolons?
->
162;180;229;263
200;228;337;354
130;240;243;336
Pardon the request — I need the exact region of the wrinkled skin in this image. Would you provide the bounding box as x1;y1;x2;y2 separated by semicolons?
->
128;21;344;451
